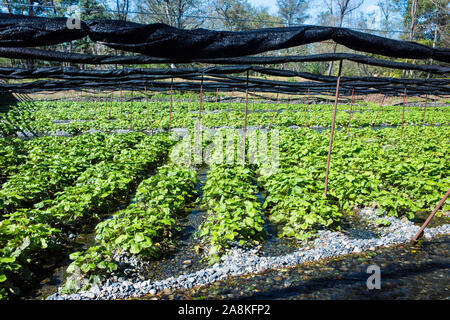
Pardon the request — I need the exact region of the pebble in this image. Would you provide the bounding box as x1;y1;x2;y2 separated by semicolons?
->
46;207;450;301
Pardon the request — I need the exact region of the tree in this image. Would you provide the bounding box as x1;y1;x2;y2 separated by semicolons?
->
0;0;58;16
214;0;254;31
277;0;310;27
136;0;206;29
113;0;131;20
250;6;281;29
377;0;396;35
73;0;112;65
394;0;449;77
324;0;363;75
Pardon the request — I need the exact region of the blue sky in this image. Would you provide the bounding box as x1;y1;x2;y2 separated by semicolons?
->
247;0;383;25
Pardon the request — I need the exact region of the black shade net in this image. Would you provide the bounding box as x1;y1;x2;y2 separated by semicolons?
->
0;13;449;62
1;66;449;86
2;75;448;97
0;13;449;98
0;47;449;74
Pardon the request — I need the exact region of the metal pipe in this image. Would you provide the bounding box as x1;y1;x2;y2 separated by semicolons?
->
401;88;407;138
108;93;112;120
324;60;342;197
169;78;173;134
129;89;133;130
306;88;310;127
120;87;123;121
146;86;150;133
347;88;354;134
423;94;428;125
196;75;204;149
243;71;249;167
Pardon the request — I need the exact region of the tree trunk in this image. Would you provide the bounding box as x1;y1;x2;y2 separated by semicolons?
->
407;0;418;78
427;1;440;79
26;0;34;69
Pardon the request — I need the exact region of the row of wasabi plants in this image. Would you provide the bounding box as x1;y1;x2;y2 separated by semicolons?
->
1;100;448;136
0;133;174;299
198;165;265;263
0;121;448;299
258;126;449;242
63;164;197;293
0;133;148;215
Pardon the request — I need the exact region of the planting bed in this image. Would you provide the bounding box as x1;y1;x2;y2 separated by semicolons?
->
0;97;449;300
1;98;448;138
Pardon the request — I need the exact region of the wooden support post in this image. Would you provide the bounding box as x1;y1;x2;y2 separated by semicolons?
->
196;75;204;150
146;86;150;134
188;94;191;113
347;88;354;134
372;94;385;126
216;88;220;111
242;71;249;167
169;78;173;135
108;93;112;120
324;60;343;198
120;87;123;122
129;89;134;130
423;95;428;125
271;88;278;126
401;88;407;139
434;99;437;121
306;88;310;127
104;91;108;117
97;89;100;114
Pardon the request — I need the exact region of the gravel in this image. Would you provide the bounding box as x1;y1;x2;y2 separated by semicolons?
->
46;207;450;300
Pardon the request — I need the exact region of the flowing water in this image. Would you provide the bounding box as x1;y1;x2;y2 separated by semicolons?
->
143;234;450;300
21;165;450;300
